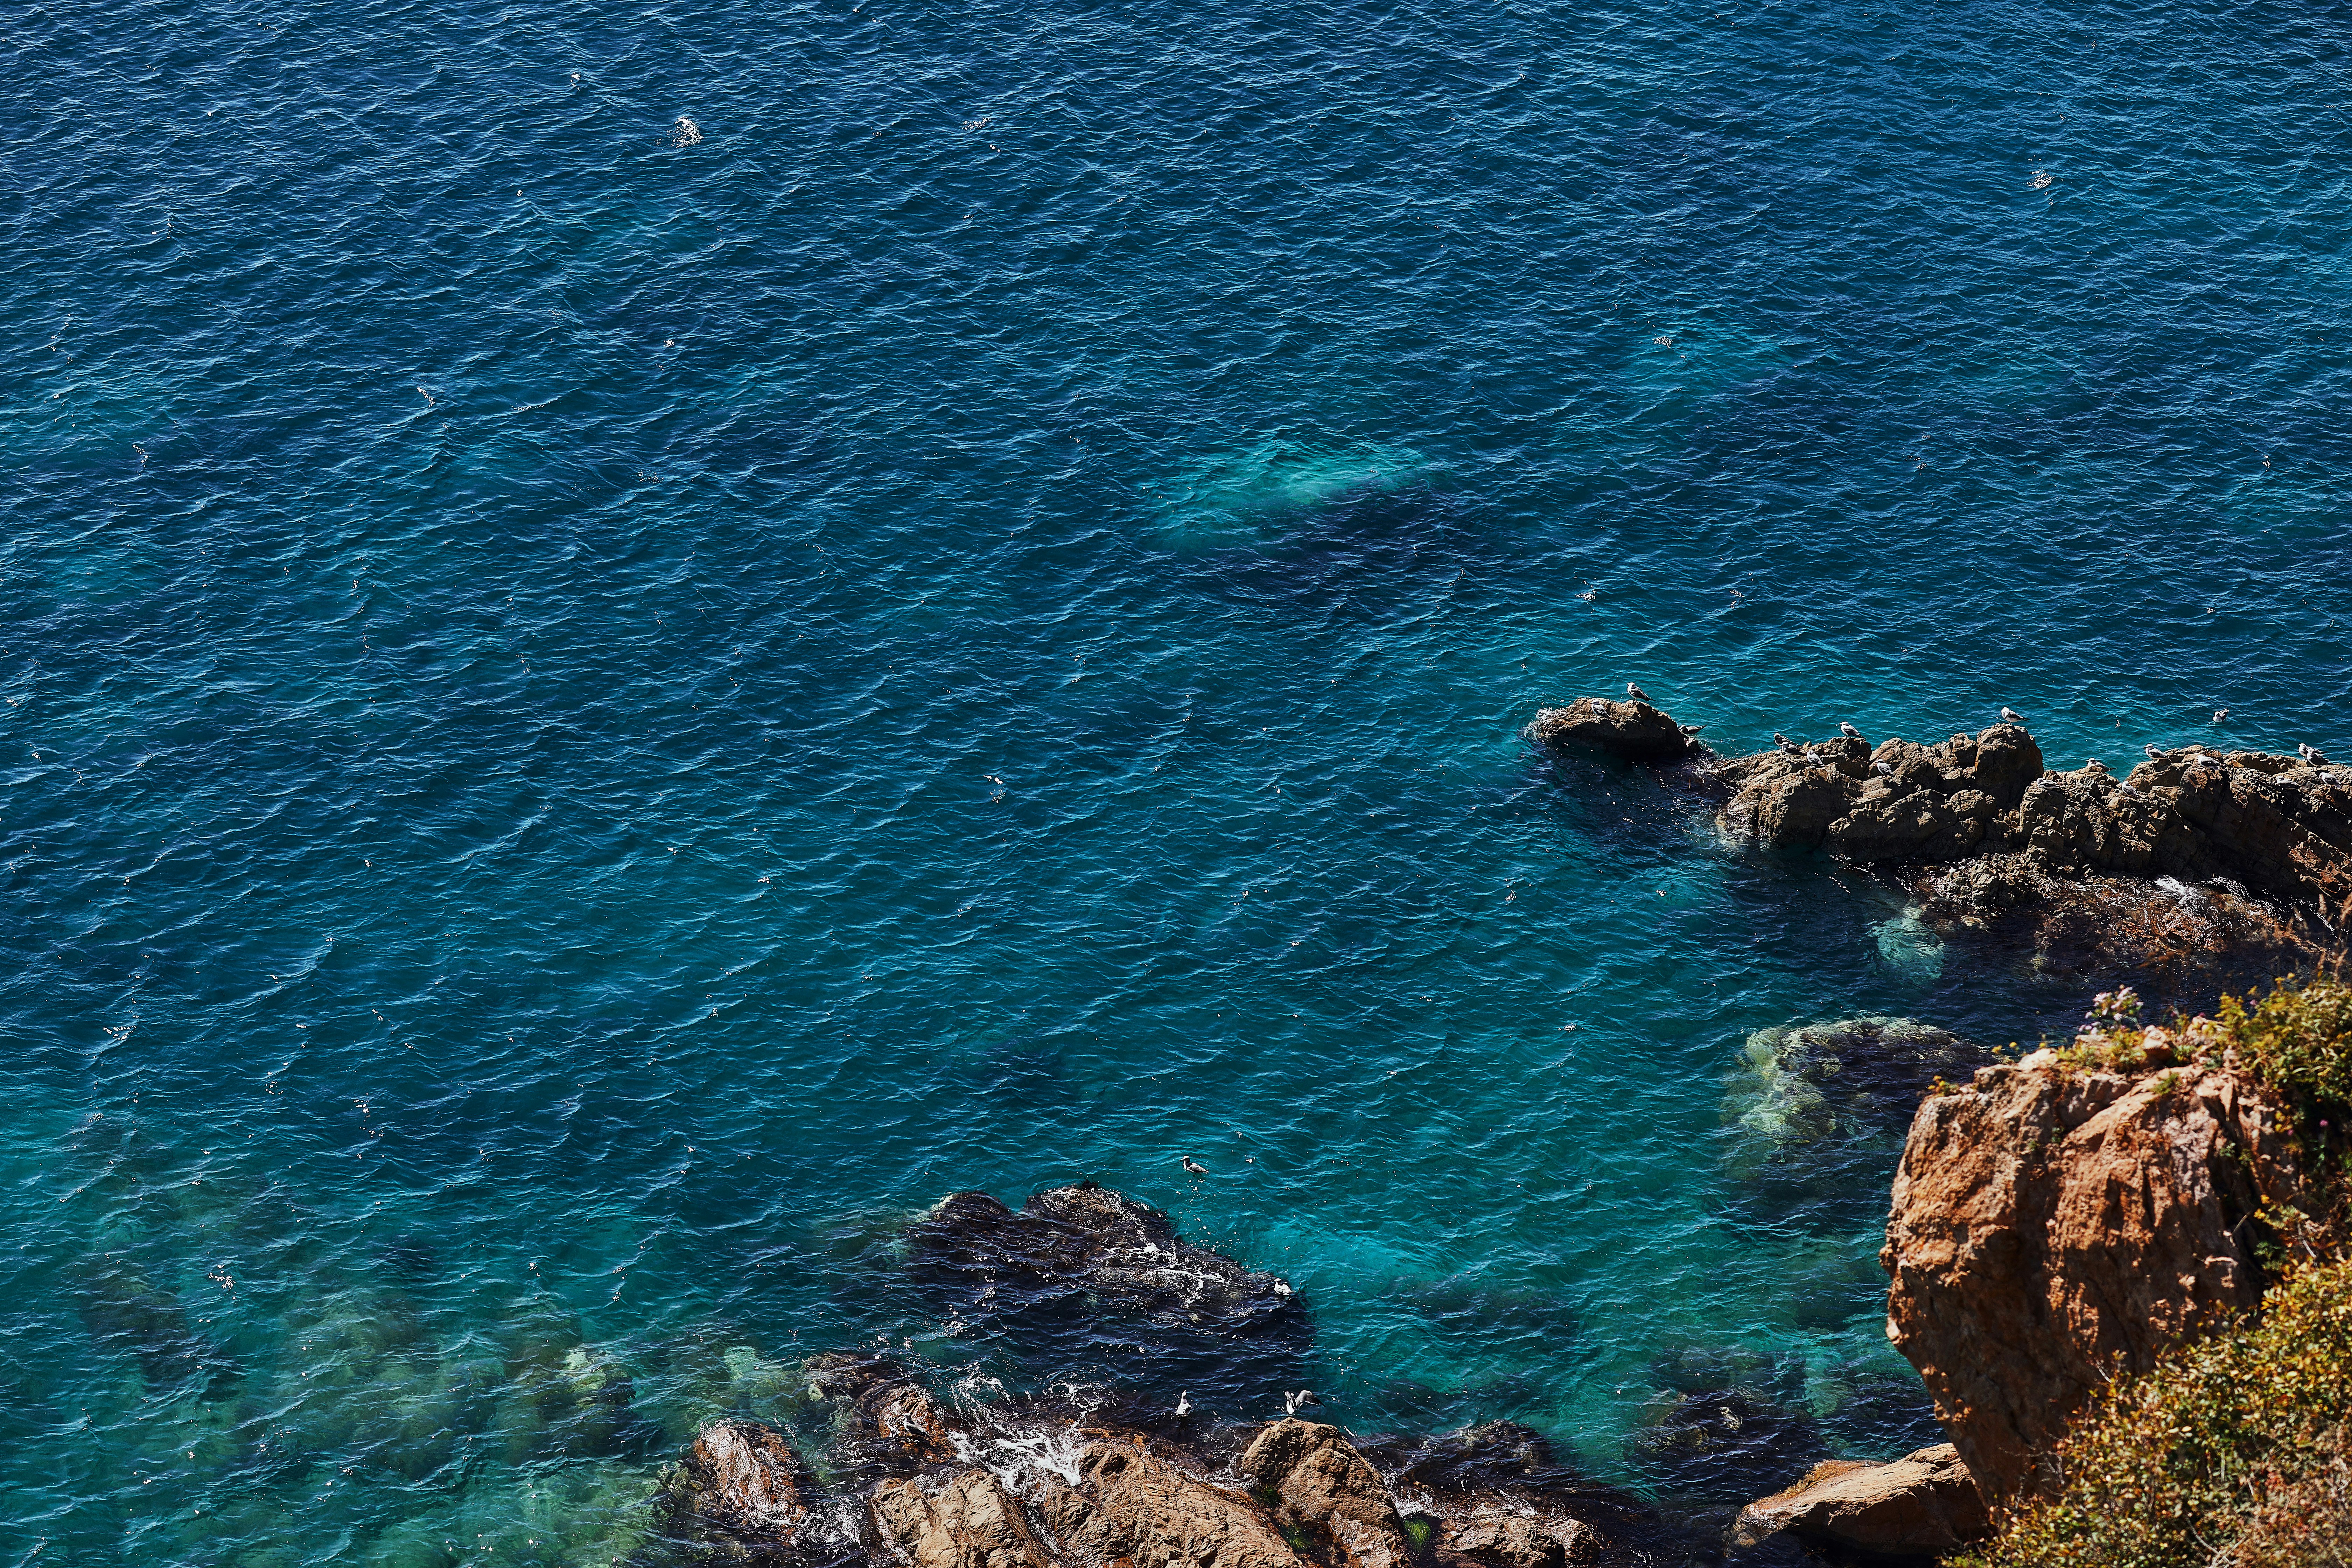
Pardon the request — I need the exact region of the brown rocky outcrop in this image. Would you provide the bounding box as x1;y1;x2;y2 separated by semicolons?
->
1443;1510;1599;1568
1732;1444;1988;1556
1714;725;2043;861
664;1419;819;1559
872;1469;1056;1568
807;1353;965;1481
1881;1049;2306;1502
1710;724;2352;918
1526;698;1703;763
1036;1436;1300;1568
651;1184;1726;1568
1240;1419;1412;1568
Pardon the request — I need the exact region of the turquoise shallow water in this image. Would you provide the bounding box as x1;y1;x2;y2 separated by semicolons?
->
7;0;2352;1559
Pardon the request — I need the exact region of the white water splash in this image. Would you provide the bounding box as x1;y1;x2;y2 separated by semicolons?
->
951;1423;1088;1492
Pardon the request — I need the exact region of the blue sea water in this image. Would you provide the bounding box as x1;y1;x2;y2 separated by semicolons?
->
6;0;2352;1558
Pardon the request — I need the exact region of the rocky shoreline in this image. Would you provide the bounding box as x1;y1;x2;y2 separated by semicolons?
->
625;1020;2340;1568
1529;696;2348;982
612;702;2352;1568
628;1180;1994;1568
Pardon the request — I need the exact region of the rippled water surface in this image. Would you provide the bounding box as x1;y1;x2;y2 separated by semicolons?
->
7;0;2351;1558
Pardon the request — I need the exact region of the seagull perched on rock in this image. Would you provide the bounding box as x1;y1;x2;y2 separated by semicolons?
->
1840;722;1864;741
1626;682;1651;703
2303;744;2334;766
1680;723;1704;736
1775;736;1805;758
1871;760;1895;777
2144;743;2163;761
2086;758;2109;772
1282;1390;1319;1416
1180;1156;1208;1176
2116;783;2146;801
2000;706;2026;725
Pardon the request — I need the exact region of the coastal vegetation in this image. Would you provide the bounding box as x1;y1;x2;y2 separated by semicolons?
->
1966;975;2352;1568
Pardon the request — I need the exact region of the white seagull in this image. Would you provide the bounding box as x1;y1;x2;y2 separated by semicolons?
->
2000;706;2026;725
2303;744;2334;766
1282;1390;1318;1415
2214;708;2229;723
1626;682;1652;703
1174;1391;1192;1418
1180;1155;1208;1176
1871;761;1895;777
1839;722;1864;741
2144;743;2163;761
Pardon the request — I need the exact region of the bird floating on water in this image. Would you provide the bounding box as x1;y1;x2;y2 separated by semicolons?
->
2000;706;2025;725
2214;709;2229;723
1840;722;1864;741
1174;1391;1192;1418
1180;1156;1208;1176
1626;682;1651;703
1282;1389;1318;1415
1271;1280;1293;1296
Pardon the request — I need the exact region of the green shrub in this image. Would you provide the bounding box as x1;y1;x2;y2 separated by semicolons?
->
1972;1256;2352;1567
2220;978;2352;1105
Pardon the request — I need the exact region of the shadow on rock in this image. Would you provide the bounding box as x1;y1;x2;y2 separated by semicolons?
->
1625;1390;1827;1508
903;1182;1311;1415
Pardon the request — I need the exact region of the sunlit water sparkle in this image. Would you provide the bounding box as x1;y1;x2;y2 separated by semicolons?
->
5;0;2350;1560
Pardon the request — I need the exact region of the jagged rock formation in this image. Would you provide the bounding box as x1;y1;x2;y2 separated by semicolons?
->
1714;723;2351;926
906;1183;1299;1327
1036;1437;1303;1568
903;1183;1308;1405
1241;1419;1412;1568
1715;726;2042;863
1731;1444;1988;1557
645;1184;1743;1568
657;1388;1692;1568
1880;1048;2308;1503
662;1420;820;1562
1534;695;2347;974
1526;699;1705;763
1363;1422;1674;1566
